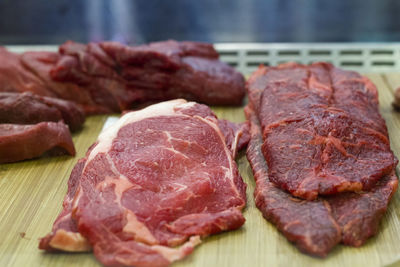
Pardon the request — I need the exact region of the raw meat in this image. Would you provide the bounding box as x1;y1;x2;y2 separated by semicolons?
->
21;50;121;114
246;104;398;257
0;40;245;114
0;92;85;132
55;40;245;109
245;62;398;257
0;48;49;96
246;106;341;256
0;121;75;163
248;62;397;200
40;99;248;267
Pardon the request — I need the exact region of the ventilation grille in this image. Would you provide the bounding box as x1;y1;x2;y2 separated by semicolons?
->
6;43;400;74
215;43;400;74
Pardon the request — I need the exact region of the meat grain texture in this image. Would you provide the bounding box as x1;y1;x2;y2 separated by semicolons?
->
0;40;244;163
0;92;85;163
0;40;245;114
0;92;85;132
0;122;75;164
40;99;249;267
246;62;398;257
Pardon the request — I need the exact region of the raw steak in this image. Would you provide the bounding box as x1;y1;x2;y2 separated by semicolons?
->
0;92;85;132
247;62;397;200
0;40;245;114
40;99;248;267
246;104;398;257
0;121;75;163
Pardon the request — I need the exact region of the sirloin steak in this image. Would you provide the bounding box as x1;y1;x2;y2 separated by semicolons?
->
248;62;397;200
40;99;248;267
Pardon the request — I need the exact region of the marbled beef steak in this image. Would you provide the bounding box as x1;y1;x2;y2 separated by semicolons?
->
40;99;249;267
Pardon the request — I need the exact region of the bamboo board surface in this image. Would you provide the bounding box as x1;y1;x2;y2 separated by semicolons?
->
1;73;400;267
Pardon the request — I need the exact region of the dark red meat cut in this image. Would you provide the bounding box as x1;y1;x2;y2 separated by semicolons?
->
0;40;244;115
40;99;248;267
248;62;397;200
0;92;85;132
21;51;119;114
246;107;341;256
246;104;398;257
0;121;75;163
0;48;50;96
59;40;245;108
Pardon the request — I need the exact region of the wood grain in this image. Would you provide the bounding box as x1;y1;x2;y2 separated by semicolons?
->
1;74;400;267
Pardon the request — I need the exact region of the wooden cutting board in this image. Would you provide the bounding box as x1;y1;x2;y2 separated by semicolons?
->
1;73;400;267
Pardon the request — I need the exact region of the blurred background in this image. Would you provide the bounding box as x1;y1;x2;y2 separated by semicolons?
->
1;0;400;45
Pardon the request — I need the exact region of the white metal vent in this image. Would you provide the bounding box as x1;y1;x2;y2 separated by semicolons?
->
214;43;400;74
6;43;400;74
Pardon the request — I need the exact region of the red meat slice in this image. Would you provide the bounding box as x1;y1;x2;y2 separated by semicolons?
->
0;92;85;132
40;99;248;267
0;121;75;163
246;106;341;257
327;173;398;247
248;62;397;200
246;104;398;257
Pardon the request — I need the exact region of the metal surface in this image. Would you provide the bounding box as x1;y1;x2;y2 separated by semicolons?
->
6;43;400;74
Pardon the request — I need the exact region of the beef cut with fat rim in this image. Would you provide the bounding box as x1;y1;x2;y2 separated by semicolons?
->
40;99;249;267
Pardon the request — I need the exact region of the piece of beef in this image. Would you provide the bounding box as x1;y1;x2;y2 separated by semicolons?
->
0;41;245;114
40;99;248;267
217;119;250;158
246;104;398;257
0;121;75;163
248;62;397;200
327;173;398;247
21;51;118;114
246;105;342;257
0;92;85;132
2;40;244;114
56;40;245;108
0;48;50;96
